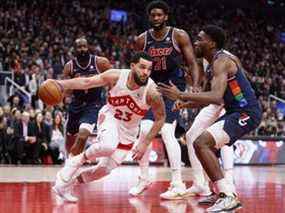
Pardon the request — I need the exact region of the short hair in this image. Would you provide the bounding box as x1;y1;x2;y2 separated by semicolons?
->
146;0;170;15
203;25;226;49
130;52;153;64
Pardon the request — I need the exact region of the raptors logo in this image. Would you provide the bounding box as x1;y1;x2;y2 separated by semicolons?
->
108;95;147;116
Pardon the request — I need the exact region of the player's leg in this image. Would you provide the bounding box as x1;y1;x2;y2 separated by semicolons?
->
185;105;223;197
65;112;80;155
159;121;187;200
197;145;235;206
58;108;118;182
148;99;184;200
129;120;153;196
53;124;118;202
194;113;244;212
221;145;235;193
53;107;119;201
69;106;99;156
77;145;131;184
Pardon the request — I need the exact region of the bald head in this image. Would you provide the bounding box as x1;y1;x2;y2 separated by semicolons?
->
75;37;88;46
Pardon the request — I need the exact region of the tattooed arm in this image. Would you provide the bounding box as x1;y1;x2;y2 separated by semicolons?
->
132;84;166;160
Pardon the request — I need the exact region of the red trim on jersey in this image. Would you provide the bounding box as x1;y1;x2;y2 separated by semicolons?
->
117;143;133;150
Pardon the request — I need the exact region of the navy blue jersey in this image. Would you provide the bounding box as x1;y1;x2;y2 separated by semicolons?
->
143;27;185;90
69;55;103;112
205;50;261;114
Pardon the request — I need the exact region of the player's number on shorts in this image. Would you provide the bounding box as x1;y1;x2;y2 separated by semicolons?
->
154;56;167;71
114;109;133;122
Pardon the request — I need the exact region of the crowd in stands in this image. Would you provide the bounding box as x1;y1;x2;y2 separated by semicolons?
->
0;0;284;164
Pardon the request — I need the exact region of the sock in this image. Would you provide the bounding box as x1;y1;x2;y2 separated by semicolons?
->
140;166;149;180
221;145;234;171
161;123;183;183
224;169;234;184
171;169;182;183
216;178;234;196
60;153;86;182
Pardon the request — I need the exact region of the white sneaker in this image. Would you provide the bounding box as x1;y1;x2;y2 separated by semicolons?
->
129;177;151;196
206;193;242;212
52;184;78;203
160;181;186;200
53;171;78;202
184;184;212;197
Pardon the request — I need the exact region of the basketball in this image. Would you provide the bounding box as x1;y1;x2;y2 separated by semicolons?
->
38;79;64;106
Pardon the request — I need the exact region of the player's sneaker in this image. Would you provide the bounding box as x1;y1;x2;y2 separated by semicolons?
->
206;192;242;212
53;171;78;202
52;184;78;203
129;177;151;196
160;181;186;200
184;184;212;197
198;193;218;205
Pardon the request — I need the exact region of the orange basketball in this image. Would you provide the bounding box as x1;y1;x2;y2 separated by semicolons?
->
38;79;63;106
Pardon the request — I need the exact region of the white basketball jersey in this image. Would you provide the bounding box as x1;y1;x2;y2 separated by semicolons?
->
106;69;154;143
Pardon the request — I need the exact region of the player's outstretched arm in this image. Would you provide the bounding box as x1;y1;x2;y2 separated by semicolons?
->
158;56;232;105
57;69;119;91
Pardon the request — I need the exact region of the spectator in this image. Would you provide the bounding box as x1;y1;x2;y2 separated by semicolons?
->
33;112;52;164
13;111;37;164
50;112;65;164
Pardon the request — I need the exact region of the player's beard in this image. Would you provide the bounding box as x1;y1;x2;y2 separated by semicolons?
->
151;22;165;31
134;72;148;86
76;50;90;62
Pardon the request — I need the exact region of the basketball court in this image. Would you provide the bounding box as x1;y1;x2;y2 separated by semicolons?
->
0;165;284;212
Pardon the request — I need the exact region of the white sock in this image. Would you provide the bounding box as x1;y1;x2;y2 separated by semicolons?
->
60;153;85;182
161;123;182;183
171;169;182;183
186;130;207;186
221;145;234;171
140;166;149;180
216;178;234;196
224;169;234;184
137;120;153;181
138;144;152;180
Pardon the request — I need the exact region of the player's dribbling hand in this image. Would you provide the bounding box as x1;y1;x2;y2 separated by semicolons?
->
132;142;148;161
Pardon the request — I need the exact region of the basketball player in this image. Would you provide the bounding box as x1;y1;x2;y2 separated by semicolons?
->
173;58;235;205
158;25;262;211
129;0;200;199
63;38;112;156
52;52;166;202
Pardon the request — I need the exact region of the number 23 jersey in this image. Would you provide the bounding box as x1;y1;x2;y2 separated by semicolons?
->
105;69;155;143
